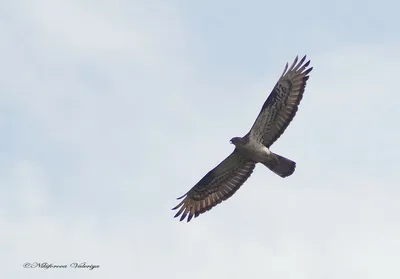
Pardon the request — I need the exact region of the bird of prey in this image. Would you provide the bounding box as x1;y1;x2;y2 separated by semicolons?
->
173;55;313;222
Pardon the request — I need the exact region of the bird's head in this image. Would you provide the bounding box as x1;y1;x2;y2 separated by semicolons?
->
230;137;244;146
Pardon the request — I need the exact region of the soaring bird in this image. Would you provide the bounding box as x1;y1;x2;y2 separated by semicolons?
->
173;55;313;222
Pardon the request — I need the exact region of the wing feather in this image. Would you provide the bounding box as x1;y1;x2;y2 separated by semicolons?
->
172;150;256;222
247;55;313;147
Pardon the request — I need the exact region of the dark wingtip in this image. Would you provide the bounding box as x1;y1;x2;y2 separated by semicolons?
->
171;199;184;210
299;55;306;64
173;209;182;218
179;211;188;222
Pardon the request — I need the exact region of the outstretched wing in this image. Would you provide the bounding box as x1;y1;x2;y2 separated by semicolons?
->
172;150;256;222
248;55;313;147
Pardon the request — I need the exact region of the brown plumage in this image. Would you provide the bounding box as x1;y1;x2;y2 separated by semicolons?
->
247;55;312;147
172;151;256;222
173;56;313;222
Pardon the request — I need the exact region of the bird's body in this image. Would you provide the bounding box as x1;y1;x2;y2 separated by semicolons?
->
231;137;274;164
173;55;313;222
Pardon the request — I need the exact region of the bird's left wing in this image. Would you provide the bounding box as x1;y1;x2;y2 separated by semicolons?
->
248;55;313;147
173;150;256;222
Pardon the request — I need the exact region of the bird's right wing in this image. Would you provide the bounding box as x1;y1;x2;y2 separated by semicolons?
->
173;150;256;222
247;56;312;147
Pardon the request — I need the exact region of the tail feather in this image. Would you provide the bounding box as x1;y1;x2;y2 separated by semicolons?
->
265;153;296;178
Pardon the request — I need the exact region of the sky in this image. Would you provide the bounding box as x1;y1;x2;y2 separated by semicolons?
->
1;0;400;278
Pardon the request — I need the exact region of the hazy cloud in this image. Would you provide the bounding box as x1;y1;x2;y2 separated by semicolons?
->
1;1;399;278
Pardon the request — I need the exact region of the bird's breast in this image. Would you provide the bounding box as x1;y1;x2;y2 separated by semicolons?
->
239;141;271;162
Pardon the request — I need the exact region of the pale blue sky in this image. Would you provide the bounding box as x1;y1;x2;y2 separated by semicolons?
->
1;0;400;278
